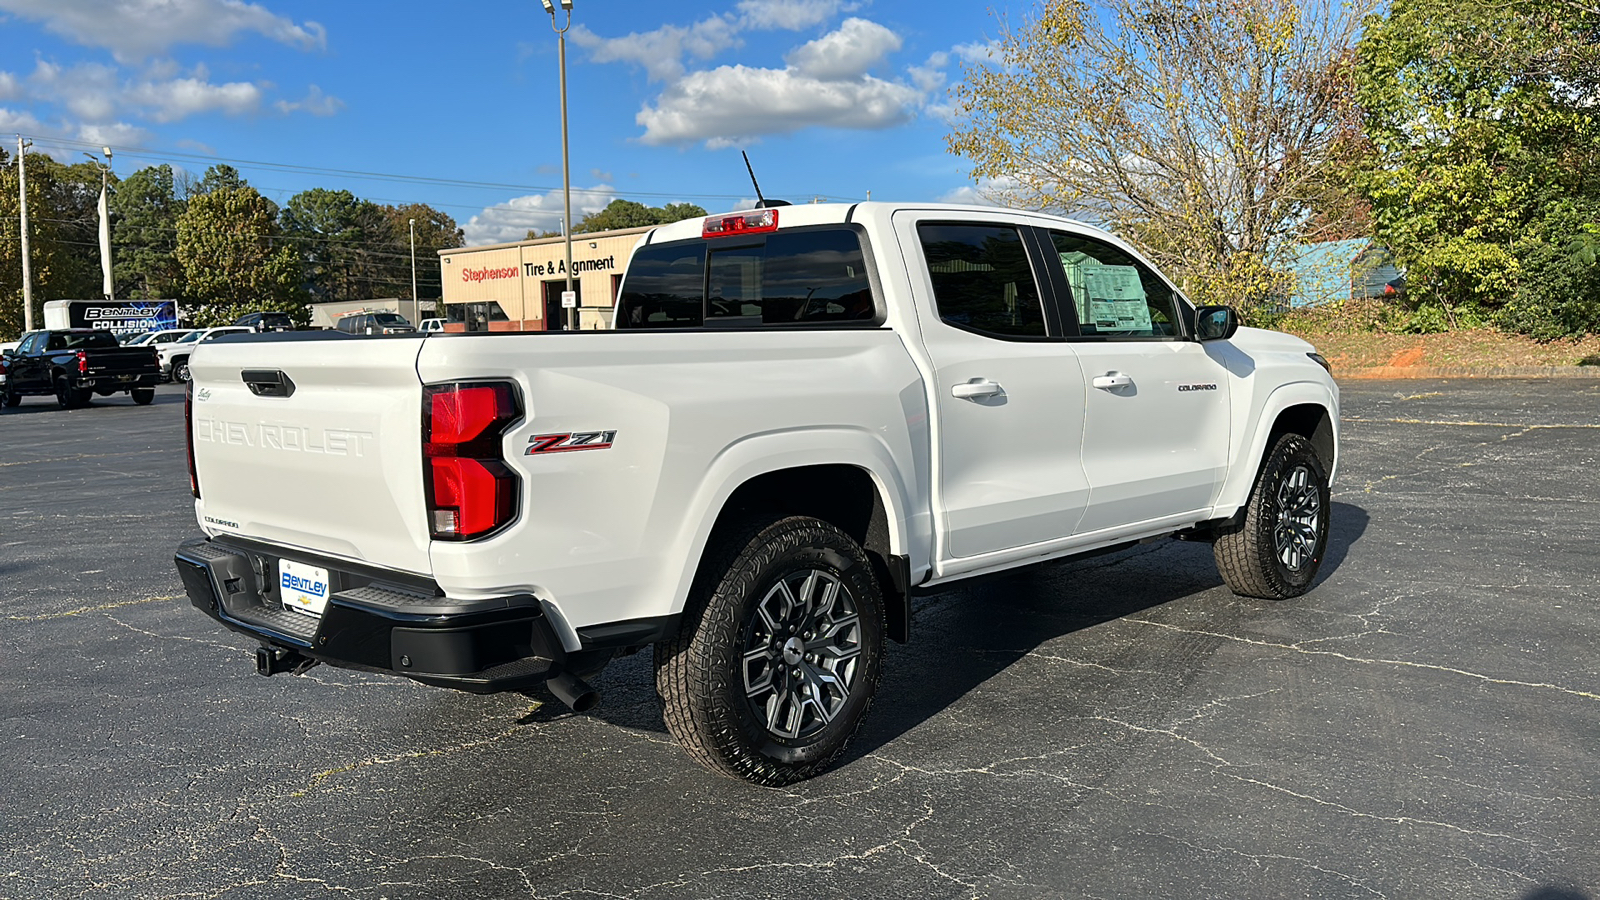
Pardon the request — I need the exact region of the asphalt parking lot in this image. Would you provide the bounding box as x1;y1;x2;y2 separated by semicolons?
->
2;378;1597;900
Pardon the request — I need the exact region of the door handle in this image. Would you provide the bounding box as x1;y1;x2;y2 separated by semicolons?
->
1092;372;1134;390
951;379;1003;399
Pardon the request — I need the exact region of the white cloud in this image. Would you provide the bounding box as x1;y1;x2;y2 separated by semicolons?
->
784;17;900;80
639;64;921;147
0;71;21;101
0;0;325;62
937;176;1023;207
571;17;741;83
572;0;850;82
274;84;343;117
462;185;620;246
76;120;150;147
735;0;845;30
0;107;44;133
128;76;264;121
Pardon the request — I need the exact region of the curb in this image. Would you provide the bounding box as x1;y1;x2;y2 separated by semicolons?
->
1334;365;1600;380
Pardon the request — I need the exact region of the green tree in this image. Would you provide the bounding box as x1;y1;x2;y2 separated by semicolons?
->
174;182;304;325
1351;0;1600;333
282;188;391;303
110;164;186;300
0;153;105;339
525;199;709;239
947;0;1368;313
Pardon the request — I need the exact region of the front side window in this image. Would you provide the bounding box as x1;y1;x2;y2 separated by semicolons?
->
917;223;1048;338
1049;231;1183;338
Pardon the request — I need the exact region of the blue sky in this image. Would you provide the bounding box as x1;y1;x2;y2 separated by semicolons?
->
0;0;1011;245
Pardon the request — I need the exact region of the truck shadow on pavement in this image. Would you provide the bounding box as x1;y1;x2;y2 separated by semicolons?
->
572;500;1371;760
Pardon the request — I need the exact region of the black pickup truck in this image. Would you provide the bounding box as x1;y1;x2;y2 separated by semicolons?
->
1;329;161;409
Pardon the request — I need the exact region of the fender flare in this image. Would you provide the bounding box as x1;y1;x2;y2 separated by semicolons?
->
1213;379;1340;516
659;427;920;619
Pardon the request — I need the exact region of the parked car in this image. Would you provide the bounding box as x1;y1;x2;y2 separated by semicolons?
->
335;312;415;335
126;328;193;348
3;329;161;408
160;326;251;383
417;317;446;334
175;202;1339;785
234;312;296;333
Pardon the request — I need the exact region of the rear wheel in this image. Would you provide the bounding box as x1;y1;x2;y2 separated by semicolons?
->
131;388;155;405
1213;433;1330;599
2;387;19;408
55;380;90;409
655;516;885;786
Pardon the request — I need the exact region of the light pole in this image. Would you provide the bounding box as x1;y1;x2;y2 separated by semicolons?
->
408;218;418;308
17;135;33;331
86;147;115;299
540;0;576;331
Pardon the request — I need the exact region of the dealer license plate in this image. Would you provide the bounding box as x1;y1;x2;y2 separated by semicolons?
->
279;559;331;618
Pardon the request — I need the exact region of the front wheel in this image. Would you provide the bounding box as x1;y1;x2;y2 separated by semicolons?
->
1213;433;1331;599
172;358;191;383
655;516;885;786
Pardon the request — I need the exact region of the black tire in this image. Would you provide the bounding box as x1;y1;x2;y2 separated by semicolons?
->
131;388;155;405
1214;433;1331;599
172;358;191;383
2;388;19;408
55;380;90;409
655;515;885;786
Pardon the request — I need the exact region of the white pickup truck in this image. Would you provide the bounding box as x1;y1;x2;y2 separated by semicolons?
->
175;202;1338;785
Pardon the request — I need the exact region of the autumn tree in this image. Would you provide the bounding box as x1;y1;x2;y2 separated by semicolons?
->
0;153;106;339
174;170;304;325
1351;0;1600;335
948;0;1367;312
384;203;463;300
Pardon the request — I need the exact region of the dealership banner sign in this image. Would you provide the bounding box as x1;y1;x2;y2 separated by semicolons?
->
68;301;178;336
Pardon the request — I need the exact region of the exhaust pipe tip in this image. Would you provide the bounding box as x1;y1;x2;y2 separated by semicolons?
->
547;672;600;712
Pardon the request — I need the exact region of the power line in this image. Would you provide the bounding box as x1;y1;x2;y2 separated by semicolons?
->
21;134;860;204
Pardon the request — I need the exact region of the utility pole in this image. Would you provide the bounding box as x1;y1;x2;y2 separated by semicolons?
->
17;135;34;332
408;218;418;307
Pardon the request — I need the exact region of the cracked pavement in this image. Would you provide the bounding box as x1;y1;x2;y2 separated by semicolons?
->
1;379;1597;899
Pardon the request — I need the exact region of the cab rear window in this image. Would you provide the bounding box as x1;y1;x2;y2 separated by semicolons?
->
616;227;875;329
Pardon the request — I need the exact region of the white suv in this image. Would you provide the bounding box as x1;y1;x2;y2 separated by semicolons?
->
161;326;250;382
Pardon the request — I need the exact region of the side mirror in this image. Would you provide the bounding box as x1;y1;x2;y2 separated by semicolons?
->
1194;306;1239;341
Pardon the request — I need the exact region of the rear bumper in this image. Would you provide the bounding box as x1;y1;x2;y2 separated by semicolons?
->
175;536;583;693
79;372;160;390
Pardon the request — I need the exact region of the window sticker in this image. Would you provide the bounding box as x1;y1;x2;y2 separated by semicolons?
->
1082;265;1152;332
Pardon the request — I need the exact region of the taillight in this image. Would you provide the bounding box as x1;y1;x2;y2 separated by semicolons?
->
703;208;778;238
76;350;89;374
185;381;200;499
423;382;520;541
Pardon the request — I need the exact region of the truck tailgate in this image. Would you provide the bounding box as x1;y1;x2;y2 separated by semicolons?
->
188;337;432;574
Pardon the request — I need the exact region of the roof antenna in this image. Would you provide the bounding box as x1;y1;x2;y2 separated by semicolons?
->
742;150;790;209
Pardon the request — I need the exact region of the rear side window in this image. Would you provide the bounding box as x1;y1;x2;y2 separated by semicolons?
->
47;332;120;351
918;223;1048;338
616;227;875;329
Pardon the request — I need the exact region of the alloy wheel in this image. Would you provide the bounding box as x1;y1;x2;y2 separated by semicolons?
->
741;568;862;740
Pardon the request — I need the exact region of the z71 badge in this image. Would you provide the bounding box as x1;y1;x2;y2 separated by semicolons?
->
526;431;618;454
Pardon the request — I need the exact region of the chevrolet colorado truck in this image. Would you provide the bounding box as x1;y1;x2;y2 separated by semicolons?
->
3;329;161;408
174;203;1338;785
